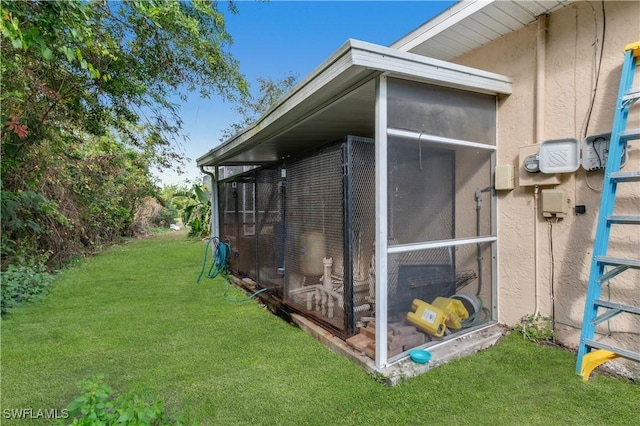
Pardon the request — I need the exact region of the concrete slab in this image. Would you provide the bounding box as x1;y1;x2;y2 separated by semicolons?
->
291;313;507;386
230;274;507;386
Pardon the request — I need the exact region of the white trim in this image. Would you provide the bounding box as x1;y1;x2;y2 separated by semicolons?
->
387;236;497;255
350;39;512;95
391;1;495;52
490;152;498;321
197;49;357;166
375;75;389;368
387;128;497;151
391;0;573;61
197;39;511;167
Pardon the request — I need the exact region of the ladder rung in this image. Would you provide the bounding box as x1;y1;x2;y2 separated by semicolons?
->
594;299;640;315
620;128;640;141
592;308;622;325
607;215;640;224
609;171;640;182
598;264;630;284
596;256;640;269
585;339;640;362
622;87;640;104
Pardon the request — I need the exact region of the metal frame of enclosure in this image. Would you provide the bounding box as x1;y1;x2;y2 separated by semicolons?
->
198;39;511;368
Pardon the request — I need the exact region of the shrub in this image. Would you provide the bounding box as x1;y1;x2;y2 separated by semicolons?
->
517;313;554;343
174;185;210;238
1;263;54;316
152;204;179;228
64;375;177;425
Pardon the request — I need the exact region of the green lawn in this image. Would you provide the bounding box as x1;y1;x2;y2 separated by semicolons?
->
2;232;638;425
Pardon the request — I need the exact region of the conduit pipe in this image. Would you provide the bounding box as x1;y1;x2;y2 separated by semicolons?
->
536;14;547;144
533;185;540;315
532;15;547;316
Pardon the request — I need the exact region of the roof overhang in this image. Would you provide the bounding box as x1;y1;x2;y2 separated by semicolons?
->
197;39;512;168
391;0;573;60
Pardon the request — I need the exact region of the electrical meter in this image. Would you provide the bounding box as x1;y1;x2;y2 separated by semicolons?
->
523;154;540;173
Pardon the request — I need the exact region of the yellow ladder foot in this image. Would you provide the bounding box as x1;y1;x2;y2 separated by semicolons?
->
579;349;620;381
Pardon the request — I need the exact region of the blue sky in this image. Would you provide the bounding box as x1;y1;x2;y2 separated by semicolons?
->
157;0;457;186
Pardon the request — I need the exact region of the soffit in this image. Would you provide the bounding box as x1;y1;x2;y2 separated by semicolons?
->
391;0;574;60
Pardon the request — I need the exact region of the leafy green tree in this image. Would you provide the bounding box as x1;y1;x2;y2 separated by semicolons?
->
1;0;247;172
0;0;248;268
174;184;211;238
221;72;298;140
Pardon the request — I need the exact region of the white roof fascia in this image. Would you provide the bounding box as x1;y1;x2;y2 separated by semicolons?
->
391;0;496;52
350;39;512;95
197;39;512;167
197;40;357;166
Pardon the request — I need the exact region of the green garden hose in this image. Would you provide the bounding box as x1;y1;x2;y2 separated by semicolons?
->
198;237;268;302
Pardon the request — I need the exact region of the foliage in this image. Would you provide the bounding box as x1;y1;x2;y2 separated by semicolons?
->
152;202;179;229
517;313;555;342
1;0;247;168
221;72;298;140
157;184;191;226
1;134;158;269
175;184;211;238
0;263;54;316
0;0;247;268
65;375;175;425
0;189;68;268
132;196;176;235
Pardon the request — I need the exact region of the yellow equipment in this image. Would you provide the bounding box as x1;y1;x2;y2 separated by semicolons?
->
432;296;469;330
407;297;469;337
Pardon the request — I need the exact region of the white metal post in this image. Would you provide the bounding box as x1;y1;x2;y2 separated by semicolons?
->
211;167;220;238
375;75;389;368
490;152;498;321
200;165;220;238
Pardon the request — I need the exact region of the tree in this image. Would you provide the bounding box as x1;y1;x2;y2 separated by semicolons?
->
1;0;247;172
0;0;248;268
220;72;299;140
174;184;211;238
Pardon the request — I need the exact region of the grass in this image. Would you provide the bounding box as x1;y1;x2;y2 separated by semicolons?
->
1;232;639;425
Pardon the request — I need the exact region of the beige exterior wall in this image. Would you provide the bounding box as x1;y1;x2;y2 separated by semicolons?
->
451;1;639;357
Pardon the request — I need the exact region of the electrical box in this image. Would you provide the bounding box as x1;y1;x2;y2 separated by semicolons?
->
582;132;629;171
541;189;569;218
518;145;561;187
495;165;515;190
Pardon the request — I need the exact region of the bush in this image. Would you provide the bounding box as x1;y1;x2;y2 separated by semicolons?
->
1;263;54;316
64;375;177;425
174;185;210;238
152;205;179;228
517;313;554;343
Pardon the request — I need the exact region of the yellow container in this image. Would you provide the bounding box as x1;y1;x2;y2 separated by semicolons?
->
431;297;469;330
407;299;447;337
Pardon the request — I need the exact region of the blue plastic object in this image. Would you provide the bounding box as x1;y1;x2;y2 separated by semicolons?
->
409;349;432;364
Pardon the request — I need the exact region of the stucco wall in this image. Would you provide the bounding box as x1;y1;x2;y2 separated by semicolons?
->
452;1;639;356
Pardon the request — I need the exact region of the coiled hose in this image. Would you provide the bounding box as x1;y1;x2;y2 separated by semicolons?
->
197;237;268;302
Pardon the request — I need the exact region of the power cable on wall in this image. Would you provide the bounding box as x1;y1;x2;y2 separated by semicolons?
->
581;0;606;141
582;0;607;193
